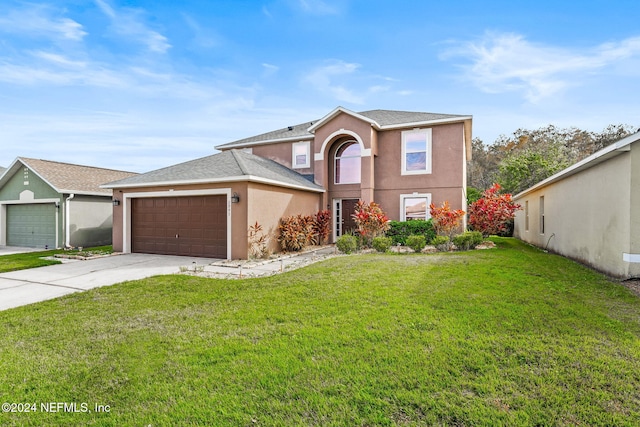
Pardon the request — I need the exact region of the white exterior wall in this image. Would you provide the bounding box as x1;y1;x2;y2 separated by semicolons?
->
514;152;632;278
68;195;113;247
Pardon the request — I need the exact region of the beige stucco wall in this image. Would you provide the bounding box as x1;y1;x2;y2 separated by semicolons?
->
374;122;466;217
68;195;113;247
247;182;322;255
252;141;314;177
513;152;633;278
629;145;640;277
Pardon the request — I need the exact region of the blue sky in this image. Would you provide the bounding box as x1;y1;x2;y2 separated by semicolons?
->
1;0;639;172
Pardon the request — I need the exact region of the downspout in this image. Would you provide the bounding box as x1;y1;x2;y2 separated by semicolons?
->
65;194;75;247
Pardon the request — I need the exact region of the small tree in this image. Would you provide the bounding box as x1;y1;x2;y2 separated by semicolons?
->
429;201;465;241
352;201;390;247
468;183;521;237
248;221;270;259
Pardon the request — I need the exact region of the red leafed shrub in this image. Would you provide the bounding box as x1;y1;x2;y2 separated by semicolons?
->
429;201;465;239
314;210;331;245
468;183;521;237
278;214;317;252
353;201;390;247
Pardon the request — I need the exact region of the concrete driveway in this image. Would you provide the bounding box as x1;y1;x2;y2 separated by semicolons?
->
0;245;42;256
0;253;219;311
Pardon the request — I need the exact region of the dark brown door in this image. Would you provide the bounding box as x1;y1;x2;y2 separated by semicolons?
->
341;199;359;236
132;196;227;258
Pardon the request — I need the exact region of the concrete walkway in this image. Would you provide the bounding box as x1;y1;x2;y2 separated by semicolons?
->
0;246;339;311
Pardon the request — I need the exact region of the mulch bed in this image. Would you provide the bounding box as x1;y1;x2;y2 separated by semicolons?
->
621;279;640;298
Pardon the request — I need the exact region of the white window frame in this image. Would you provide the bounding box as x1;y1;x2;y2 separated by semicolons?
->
334;140;361;185
292;141;310;169
401;128;432;175
400;193;432;221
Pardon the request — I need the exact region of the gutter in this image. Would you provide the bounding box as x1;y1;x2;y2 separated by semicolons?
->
65;194;75;247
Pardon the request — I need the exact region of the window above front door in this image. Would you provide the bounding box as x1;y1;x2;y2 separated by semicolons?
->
334;141;361;184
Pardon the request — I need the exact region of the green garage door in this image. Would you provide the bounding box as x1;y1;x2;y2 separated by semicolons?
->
6;204;57;249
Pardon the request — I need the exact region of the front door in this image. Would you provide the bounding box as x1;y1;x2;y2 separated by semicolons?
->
333;198;359;240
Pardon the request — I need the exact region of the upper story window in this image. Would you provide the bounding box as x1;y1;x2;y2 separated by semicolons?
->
401;128;432;175
334;141;361;184
292;141;310;169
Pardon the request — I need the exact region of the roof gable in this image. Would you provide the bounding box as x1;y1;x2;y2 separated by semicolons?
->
306;106;377;133
0;158;138;196
102;149;324;193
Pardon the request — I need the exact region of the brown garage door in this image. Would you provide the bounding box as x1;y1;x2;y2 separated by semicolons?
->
132;195;227;258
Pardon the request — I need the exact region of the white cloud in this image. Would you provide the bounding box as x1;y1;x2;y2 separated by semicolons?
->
181;13;220;49
94;0;171;54
304;60;364;104
296;0;340;15
0;4;86;41
441;32;640;103
32;51;87;69
262;63;280;77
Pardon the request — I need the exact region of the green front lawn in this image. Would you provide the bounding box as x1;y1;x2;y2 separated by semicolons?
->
1;238;639;426
0;246;112;273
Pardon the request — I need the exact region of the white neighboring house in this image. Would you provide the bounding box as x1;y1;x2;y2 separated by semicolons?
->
513;131;640;279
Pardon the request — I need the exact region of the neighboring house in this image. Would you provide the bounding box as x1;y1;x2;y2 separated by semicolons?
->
0;158;137;249
513;131;640;279
105;106;472;259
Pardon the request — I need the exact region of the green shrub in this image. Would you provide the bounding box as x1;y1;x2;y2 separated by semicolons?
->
336;234;358;254
386;219;436;245
453;231;483;251
406;235;426;252
431;235;451;251
372;236;392;253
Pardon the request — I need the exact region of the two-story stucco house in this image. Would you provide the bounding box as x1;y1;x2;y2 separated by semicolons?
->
104;107;472;259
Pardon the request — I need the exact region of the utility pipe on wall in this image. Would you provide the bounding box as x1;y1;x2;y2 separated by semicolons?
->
65;193;75;247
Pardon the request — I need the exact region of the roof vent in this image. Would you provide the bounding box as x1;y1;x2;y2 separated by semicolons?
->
288;126;293;131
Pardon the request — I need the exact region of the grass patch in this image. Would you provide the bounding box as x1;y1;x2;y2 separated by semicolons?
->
0;238;639;425
0;246;112;273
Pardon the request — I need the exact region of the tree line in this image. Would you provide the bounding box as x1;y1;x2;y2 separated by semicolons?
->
467;123;639;197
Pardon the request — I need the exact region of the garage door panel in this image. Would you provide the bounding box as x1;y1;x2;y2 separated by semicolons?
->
132;195;227;258
7;204;57;248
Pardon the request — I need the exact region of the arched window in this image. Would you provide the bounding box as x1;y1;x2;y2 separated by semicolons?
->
334;141;361;184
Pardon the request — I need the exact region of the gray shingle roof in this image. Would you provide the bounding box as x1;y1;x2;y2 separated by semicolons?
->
216;107;471;149
357;109;469;127
102;149;324;192
0;158;138;196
